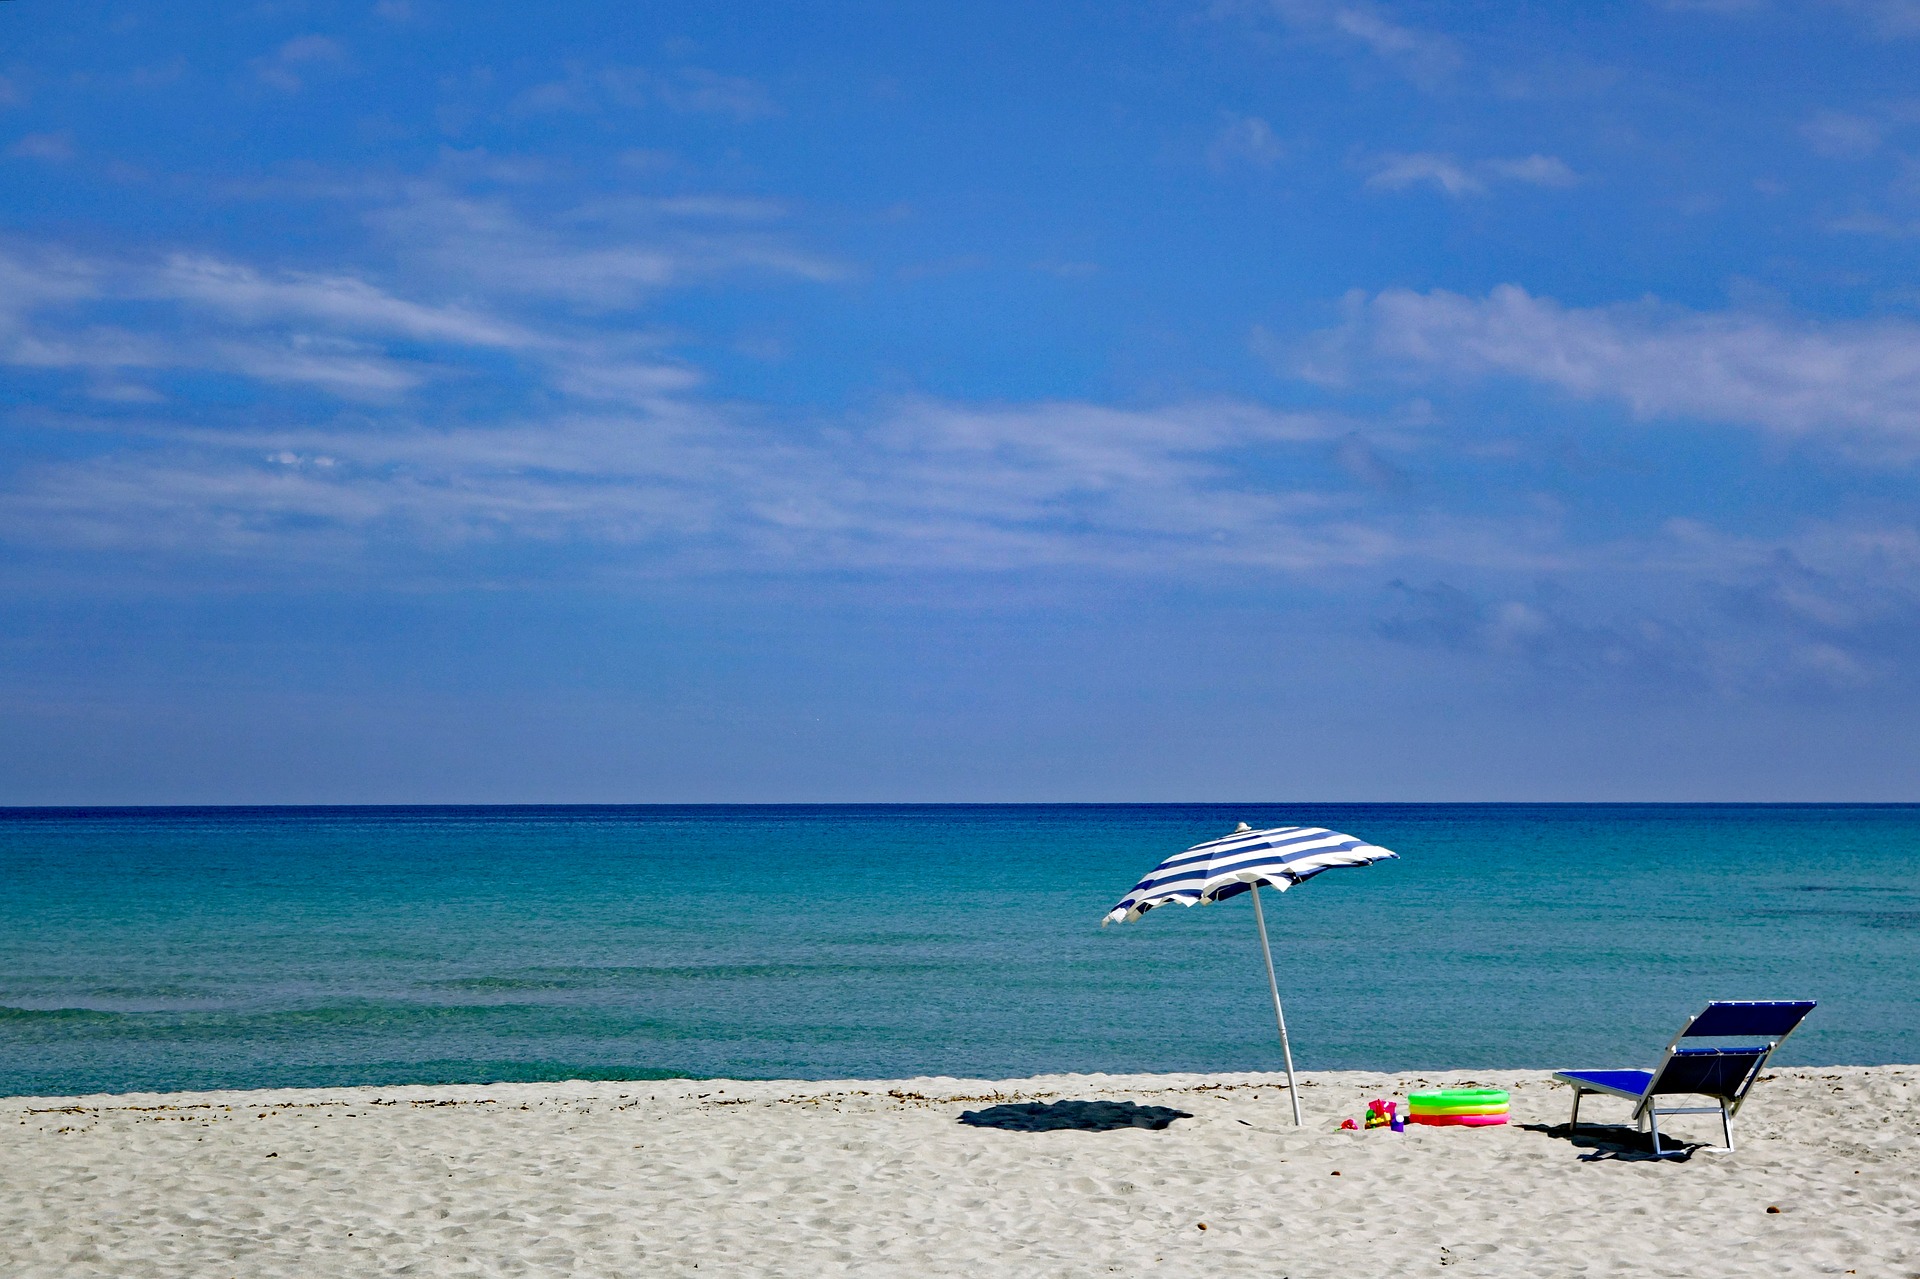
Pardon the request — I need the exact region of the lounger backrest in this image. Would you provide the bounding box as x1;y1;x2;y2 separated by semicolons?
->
1643;1000;1816;1107
1649;1047;1769;1098
1681;1001;1817;1040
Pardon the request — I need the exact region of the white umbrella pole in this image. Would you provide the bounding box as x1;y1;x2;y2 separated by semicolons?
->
1248;883;1303;1125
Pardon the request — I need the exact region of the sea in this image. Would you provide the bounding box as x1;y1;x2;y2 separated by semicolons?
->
2;804;1915;1098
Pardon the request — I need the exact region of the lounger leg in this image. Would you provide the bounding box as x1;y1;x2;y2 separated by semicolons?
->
1648;1109;1665;1157
1570;1089;1582;1134
1721;1101;1733;1152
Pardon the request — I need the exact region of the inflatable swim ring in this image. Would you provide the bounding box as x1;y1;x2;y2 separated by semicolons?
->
1407;1089;1508;1107
1407;1100;1509;1113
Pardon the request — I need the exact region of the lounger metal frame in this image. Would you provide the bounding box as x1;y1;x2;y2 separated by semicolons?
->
1553;1000;1816;1157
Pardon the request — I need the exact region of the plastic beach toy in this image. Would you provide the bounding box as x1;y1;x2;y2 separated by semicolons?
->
1364;1099;1396;1129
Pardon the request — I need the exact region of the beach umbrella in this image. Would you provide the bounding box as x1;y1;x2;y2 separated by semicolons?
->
1103;822;1398;1125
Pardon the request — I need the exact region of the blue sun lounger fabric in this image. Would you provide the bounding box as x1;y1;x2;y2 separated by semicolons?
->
1553;1000;1816;1156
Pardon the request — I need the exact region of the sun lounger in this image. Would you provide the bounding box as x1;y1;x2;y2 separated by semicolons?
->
1552;1000;1816;1155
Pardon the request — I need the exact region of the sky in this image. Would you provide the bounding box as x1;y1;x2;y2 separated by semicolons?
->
4;0;1920;803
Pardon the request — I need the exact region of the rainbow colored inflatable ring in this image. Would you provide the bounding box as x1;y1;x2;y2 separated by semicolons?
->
1405;1089;1509;1127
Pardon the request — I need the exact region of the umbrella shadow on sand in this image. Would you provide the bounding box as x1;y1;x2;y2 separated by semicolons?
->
958;1100;1194;1133
1519;1121;1699;1162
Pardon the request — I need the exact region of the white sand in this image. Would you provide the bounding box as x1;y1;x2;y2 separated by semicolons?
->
3;1066;1914;1277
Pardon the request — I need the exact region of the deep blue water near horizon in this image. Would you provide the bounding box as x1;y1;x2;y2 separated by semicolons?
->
1;804;1915;1098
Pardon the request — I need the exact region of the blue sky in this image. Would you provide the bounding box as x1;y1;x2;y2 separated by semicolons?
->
5;0;1920;802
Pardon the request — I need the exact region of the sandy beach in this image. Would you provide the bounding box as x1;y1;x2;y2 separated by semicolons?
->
4;1066;1913;1278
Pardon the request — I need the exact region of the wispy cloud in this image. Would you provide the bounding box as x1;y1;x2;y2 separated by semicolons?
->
1263;0;1462;85
251;35;348;94
1366;152;1482;196
8;132;74;162
0;393;1434;575
0;177;843;404
153;255;537;349
1655;0;1766;13
655;67;778;119
1312;284;1920;455
1;231;1428;578
0;246;511;400
1800;109;1885;158
1365;152;1578;197
1208;113;1285;170
0;240;716;405
14;381;1916;696
514;64;777;120
368;189;844;307
1378;514;1920;692
1827;211;1920;236
8;239;1917;698
1378;579;1706;686
1481;154;1580;187
1827;0;1920;37
1660;0;1920;29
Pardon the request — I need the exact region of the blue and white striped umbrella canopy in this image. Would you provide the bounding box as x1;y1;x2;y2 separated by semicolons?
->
1103;824;1398;926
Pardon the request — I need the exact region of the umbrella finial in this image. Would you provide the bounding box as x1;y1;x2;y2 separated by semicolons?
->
1234;821;1252;832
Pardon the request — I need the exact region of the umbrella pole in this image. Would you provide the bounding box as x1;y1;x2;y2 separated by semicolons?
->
1249;884;1303;1125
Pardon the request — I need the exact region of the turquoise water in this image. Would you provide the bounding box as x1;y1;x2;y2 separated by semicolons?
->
1;804;1915;1097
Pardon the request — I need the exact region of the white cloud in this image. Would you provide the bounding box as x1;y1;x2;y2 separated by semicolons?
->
1376;513;1920;692
0;396;1430;574
1658;0;1920;28
1265;0;1462;85
0;247;516;399
153;255;537;349
87;382;167;404
0;234;1434;575
1800;109;1885;158
1208;114;1285;170
8;132;74;162
368;190;844;307
1366;152;1579;197
1318;284;1920;453
253;35;348;94
0;246;100;316
1366;153;1483;196
0;185;842;402
1828;0;1920;36
1481;154;1580;187
655;67;777;119
514;65;776;121
279;35;347;63
18;381;1915;697
1656;0;1766;13
545;346;703;403
1828;212;1920;236
204;337;424;397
